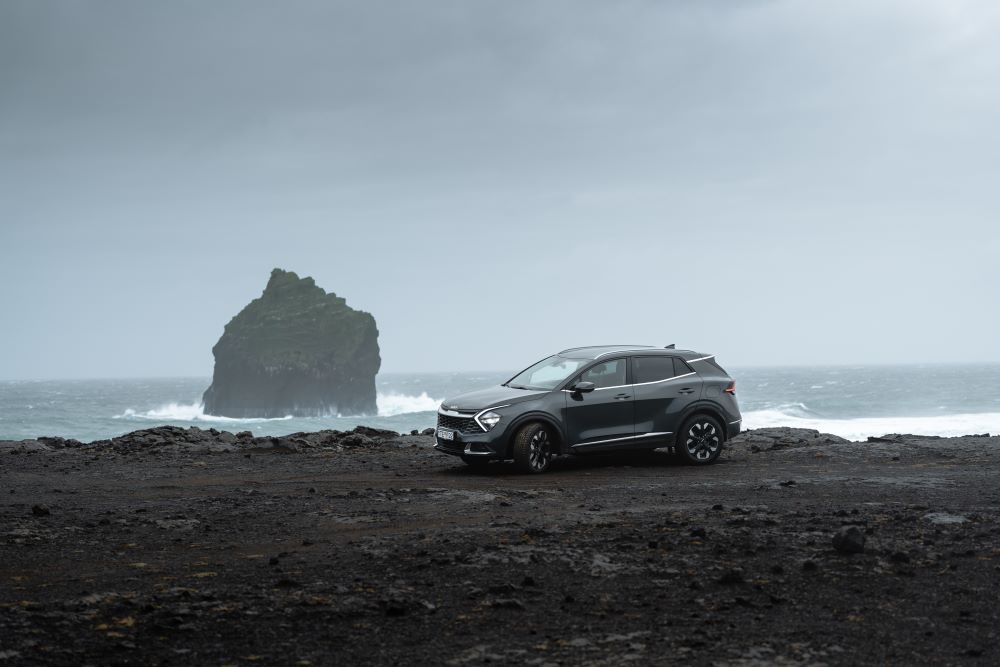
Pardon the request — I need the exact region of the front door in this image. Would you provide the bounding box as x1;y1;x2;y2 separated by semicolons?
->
565;357;634;451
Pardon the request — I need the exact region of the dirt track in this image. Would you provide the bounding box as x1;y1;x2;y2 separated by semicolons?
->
2;428;999;666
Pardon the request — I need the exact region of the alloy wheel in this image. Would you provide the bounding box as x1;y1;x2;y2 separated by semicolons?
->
685;421;720;462
528;429;551;471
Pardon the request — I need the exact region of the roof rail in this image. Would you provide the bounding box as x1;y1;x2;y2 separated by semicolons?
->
559;344;656;354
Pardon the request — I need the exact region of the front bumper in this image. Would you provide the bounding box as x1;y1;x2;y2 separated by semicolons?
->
433;414;508;459
433;441;498;458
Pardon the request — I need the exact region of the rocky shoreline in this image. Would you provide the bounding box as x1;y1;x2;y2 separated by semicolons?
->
1;424;412;455
3;423;993;463
2;426;999;665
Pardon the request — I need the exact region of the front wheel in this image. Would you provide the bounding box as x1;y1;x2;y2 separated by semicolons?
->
677;415;723;465
512;422;554;474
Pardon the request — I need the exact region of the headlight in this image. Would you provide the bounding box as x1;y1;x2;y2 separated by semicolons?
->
478;411;501;431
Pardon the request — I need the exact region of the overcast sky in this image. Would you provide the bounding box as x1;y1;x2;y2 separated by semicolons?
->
1;0;998;379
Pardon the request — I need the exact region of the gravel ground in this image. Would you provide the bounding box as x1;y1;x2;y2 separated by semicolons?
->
2;427;999;666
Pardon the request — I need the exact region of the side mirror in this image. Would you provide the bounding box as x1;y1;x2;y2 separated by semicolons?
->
571;381;596;394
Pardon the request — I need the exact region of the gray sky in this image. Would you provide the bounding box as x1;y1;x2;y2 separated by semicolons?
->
2;0;999;379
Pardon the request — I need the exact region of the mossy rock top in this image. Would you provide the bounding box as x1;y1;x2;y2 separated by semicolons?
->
213;269;377;371
202;269;380;417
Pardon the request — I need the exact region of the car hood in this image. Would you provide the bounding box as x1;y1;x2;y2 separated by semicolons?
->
440;385;549;412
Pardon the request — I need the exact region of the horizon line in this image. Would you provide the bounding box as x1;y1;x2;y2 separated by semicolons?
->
3;359;1000;383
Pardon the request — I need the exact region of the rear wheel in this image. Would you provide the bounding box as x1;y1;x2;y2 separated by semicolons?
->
677;415;723;465
512;422;554;474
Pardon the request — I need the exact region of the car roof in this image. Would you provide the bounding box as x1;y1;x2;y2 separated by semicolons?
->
557;345;713;361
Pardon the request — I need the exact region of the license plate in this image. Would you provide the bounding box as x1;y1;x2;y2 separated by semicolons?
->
437;428;455;441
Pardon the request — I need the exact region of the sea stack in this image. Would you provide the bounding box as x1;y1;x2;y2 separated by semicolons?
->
202;269;380;418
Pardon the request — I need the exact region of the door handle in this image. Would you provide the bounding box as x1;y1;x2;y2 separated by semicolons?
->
678;388;695;395
613;393;631;400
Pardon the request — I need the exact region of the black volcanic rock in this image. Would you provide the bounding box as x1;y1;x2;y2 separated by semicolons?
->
725;427;851;456
202;269;380;418
832;525;866;554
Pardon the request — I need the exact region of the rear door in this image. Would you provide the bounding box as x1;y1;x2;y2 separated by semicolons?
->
630;356;703;446
564;357;634;450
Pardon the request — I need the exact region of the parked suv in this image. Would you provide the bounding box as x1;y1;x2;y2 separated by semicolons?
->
434;345;741;473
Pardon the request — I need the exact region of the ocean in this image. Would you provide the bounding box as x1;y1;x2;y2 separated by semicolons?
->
2;364;1000;443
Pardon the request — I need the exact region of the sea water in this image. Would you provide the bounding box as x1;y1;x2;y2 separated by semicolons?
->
2;365;999;443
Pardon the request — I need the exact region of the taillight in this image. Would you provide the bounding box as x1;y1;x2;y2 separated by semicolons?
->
724;381;736;395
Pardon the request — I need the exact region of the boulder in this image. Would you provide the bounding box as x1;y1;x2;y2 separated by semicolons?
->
202;269;381;418
832;525;866;554
727;427;851;456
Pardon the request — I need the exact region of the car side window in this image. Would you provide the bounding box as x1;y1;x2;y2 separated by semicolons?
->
674;358;694;376
580;358;626;389
632;356;676;384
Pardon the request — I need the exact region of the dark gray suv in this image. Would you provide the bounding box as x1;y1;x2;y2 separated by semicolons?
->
434;345;741;473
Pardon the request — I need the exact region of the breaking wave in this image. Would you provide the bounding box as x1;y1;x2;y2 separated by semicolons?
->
115;392;442;423
114;403;293;423
743;408;1000;442
376;392;441;416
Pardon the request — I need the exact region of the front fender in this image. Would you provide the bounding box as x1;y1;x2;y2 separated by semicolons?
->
501;411;568;458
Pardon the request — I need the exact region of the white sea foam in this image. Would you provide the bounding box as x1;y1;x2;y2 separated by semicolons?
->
376;392;441;416
115;392;443;423
114;403;293;423
743;409;1000;442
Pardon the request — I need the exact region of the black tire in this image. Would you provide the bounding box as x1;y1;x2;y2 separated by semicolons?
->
461;456;490;468
676;415;724;465
512;422;554;474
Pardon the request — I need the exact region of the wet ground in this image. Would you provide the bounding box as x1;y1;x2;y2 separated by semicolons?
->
2;427;999;666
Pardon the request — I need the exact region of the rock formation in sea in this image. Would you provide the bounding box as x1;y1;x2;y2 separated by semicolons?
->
202;269;381;418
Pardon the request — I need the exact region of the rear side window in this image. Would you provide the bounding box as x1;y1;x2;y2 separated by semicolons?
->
632;356;676;384
580;358;627;388
702;357;728;375
674;358;694;376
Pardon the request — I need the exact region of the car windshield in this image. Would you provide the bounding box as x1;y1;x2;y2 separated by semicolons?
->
504;355;589;391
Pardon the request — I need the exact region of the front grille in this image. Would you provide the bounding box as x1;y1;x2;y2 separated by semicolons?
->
436;439;464;455
437;413;483;434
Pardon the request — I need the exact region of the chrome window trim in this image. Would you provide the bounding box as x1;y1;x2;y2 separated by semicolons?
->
571;431;672;448
561;371;697;392
560;383;630;393
593;384;629;392
687;355;716;363
632;371;697;387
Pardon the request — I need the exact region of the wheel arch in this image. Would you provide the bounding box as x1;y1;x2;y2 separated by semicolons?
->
502;412;567;458
677;403;729;443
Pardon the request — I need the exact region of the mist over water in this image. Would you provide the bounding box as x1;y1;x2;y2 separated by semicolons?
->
1;365;999;443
